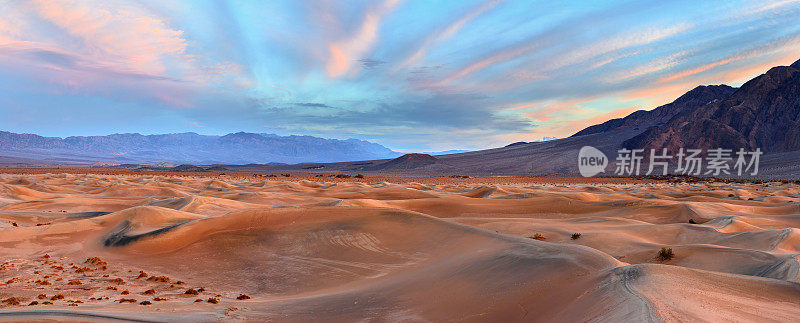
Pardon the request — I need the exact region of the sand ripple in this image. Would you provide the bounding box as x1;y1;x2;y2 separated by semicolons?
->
1;173;800;321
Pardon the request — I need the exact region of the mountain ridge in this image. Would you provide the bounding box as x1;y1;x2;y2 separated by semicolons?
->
0;131;400;164
622;59;800;152
230;57;800;178
572;84;738;137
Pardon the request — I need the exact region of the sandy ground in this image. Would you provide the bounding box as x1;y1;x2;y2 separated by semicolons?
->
1;171;799;322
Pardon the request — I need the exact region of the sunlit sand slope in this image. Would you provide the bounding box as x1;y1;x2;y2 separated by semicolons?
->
1;174;799;321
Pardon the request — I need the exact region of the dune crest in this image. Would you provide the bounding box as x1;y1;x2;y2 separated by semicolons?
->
2;173;800;321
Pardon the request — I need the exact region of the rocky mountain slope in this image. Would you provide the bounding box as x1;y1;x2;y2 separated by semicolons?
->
621;58;800;152
572;85;737;137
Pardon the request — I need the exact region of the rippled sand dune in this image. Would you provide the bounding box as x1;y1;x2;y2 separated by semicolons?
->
1;172;800;321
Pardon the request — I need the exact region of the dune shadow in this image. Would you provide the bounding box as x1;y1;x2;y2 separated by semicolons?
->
0;310;158;322
102;220;193;247
66;211;113;218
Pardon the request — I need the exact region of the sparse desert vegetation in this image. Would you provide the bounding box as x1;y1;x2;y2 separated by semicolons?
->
2;172;800;321
657;247;675;261
529;233;546;240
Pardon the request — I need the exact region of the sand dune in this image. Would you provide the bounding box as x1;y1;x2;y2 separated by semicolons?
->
2;173;800;321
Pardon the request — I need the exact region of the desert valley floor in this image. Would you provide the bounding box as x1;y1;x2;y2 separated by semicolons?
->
1;171;800;321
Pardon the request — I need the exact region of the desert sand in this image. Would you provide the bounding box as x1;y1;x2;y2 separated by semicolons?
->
1;170;799;322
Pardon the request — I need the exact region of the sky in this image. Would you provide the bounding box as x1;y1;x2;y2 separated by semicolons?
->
1;0;799;152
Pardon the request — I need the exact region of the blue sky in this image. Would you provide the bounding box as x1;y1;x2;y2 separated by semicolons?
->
1;0;799;152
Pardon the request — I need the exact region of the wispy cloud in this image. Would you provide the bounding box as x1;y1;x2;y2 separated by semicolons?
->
606;50;688;82
396;0;503;71
295;102;337;108
525;98;597;123
547;23;691;73
656;34;800;84
27;0;188;76
358;58;387;69
1;0;799;149
324;0;402;78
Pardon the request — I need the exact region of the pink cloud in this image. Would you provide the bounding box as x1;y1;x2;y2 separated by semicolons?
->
523;98;596;122
512;105;639;141
28;0;188;76
656;56;741;84
182;121;205;128
716;52;800;82
505;102;537;110
0;1;256;108
325;0;402;78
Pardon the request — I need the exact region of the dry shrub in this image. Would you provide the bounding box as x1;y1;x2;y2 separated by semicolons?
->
147;276;170;283
1;298;20;306
657;247;675;261
529;233;546;240
85;257;107;266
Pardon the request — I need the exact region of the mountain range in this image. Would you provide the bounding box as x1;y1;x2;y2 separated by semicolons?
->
0;131;400;164
230;58;800;178
2;58;799;177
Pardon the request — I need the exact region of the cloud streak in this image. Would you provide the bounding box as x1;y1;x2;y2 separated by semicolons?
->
0;0;799;151
324;0;402;78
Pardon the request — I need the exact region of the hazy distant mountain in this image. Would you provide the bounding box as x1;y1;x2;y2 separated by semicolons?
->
423;149;472;155
502;137;558;148
0;131;400;164
367;153;440;170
